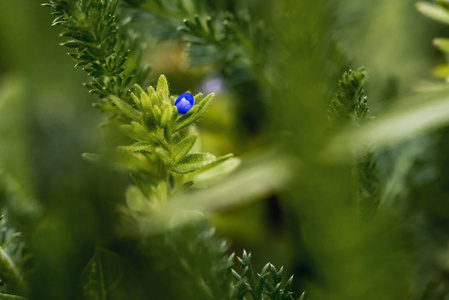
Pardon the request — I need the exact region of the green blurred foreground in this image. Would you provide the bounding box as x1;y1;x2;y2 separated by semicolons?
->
1;0;449;299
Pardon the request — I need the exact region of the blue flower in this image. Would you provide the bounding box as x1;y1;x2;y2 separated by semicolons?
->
175;92;195;114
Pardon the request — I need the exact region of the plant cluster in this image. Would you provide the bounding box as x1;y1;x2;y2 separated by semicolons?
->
4;0;449;299
20;0;301;300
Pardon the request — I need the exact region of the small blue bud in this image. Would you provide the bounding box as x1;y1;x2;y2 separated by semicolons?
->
175;92;195;114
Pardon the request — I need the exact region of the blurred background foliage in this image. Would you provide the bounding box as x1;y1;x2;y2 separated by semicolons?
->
2;0;449;299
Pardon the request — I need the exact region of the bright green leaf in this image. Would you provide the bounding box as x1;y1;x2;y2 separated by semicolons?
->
109;95;141;122
326;89;449;158
153;105;162;126
130;122;150;140
169;95;176;106
154;148;173;165
171;134;197;162
188;156;241;188
126;185;152;212
118;142;154;152
132;83;145;96
130;92;141;108
194;93;203;103
417;2;449;25
198;92;214;109
156;75;169;99
433;38;449;53
147;86;155;97
433;64;449;79
141;154;291;234
168;153;216;174
150;91;161;107
160;102;172;128
140;92;152;112
173;105;199;132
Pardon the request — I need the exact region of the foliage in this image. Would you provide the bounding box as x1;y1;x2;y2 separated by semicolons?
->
328;67;379;211
43;0;149;104
38;0;296;300
230;250;305;300
328;68;369;127
3;0;449;300
90;75;237;203
0;216;28;298
122;0;273;134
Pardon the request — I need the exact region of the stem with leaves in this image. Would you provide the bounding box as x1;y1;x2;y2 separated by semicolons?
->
98;75;237;205
43;0;149;107
329;68;379;212
44;1;303;299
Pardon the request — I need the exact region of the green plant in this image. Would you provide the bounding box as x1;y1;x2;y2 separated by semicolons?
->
5;0;449;299
31;1;302;300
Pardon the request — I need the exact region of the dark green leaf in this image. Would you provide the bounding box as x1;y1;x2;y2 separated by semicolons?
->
0;293;25;300
81;248;122;300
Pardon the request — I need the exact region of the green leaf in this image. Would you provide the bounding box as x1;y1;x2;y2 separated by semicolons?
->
140;92;152;112
156;74;169;96
82;153;103;164
118;142;155;152
142;153;290;234
147;85;156;97
130;93;140;108
132;84;145;96
326;89;449;158
416;2;449;25
433;38;449;53
173;105;199;132
155;75;169;103
171;134;197;161
168;153;216;174
81;248;123;300
109;95;141;122
60;40;85;48
120;122;154;143
160;102;172;128
150;92;161;107
120;124;143;142
155;148;173;165
125;185;152;212
197;92;214;113
170;105;179;123
194;93;203;103
153;105;162;126
437;0;449;9
329;68;368;126
0;293;25;300
257;264;271;296
155;181;168;203
0;239;23;294
186;155;240;188
433;64;449;79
